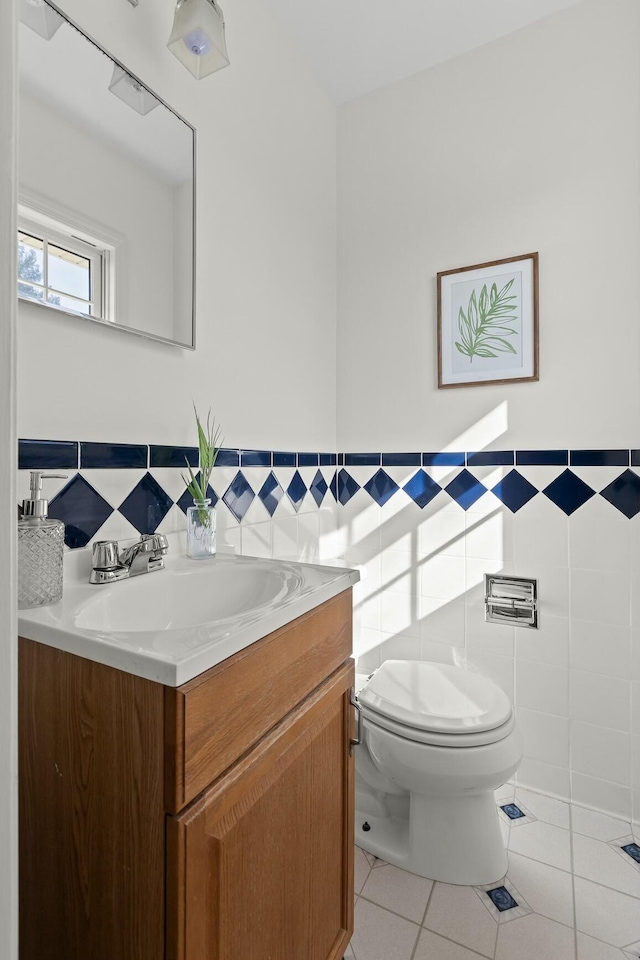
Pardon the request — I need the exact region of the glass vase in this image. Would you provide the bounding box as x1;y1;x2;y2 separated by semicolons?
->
186;498;216;560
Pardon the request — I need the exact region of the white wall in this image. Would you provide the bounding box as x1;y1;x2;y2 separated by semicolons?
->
17;0;337;451
337;0;640;451
336;0;640;822
1;0;18;954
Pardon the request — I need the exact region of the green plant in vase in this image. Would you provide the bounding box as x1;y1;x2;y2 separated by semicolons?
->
182;405;223;559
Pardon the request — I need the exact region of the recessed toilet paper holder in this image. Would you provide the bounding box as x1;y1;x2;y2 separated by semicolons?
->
484;574;538;628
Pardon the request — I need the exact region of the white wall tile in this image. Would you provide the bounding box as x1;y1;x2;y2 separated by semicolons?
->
240;520;272;559
515;615;569;668
571;722;631;786
570;672;631;732
571;568;631;628
418;504;465;558
379;632;421;664
466;602;514;658
516;707;569;768
516;757;571;801
571;773;633;822
513;501;569;568
516;661;569;717
571;620;631;679
420;555;466;602
419;597;465;647
632;682;640;735
465;651;514;699
570;511;630;573
464;509;514;562
380;591;420;639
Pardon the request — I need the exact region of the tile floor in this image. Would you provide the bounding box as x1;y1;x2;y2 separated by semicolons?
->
345;785;640;960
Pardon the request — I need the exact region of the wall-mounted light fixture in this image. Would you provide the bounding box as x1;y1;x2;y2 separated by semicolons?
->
108;65;160;115
19;0;64;40
167;0;230;79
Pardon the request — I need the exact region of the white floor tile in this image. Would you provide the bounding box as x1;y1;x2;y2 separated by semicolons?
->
506;851;575;926
360;862;433;923
576;933;628;959
508;819;572;871
573;833;640;898
350;899;420;960
517;788;571;829
355;846;371;895
572;806;632;842
423;882;498;958
574;877;640;947
413;928;490;960
494;913;575;960
343;943;356;959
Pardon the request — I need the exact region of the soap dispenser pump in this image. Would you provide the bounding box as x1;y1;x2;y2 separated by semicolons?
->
18;471;68;609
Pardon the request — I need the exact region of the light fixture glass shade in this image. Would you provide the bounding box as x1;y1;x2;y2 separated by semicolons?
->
167;0;230;80
19;0;64;40
108;65;160;116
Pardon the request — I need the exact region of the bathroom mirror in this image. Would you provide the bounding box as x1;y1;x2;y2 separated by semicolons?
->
17;0;196;349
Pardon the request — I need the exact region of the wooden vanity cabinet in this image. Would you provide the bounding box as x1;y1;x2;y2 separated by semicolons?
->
19;590;355;960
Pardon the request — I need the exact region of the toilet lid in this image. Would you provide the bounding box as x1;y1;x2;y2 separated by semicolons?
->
357;660;512;735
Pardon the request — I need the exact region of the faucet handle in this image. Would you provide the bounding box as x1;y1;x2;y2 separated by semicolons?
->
92;540;120;571
141;533;169;554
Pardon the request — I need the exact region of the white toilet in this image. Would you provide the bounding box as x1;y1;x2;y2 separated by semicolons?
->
355;660;523;886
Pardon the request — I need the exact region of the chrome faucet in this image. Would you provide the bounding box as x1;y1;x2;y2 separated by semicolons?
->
89;534;168;584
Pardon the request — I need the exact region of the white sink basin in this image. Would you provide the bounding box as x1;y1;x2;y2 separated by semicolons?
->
74;558;303;633
18;541;359;686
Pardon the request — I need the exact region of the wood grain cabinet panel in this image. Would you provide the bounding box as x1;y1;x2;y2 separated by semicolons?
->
19;590;355;960
167;662;354;960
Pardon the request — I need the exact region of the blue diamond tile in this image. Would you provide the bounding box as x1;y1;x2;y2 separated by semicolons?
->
222;471;255;522
310;469;328;508
176;473;218;515
622;843;640;864
487;886;518;913
444;469;487;510
337;469;359;506
403;470;441;509
600;470;640;519
258;472;283;517
119;473;173;535
49;474;113;548
492;470;538;513
543;469;595;516
330;471;338;501
287;470;307;512
500;803;526;820
364;469;399;506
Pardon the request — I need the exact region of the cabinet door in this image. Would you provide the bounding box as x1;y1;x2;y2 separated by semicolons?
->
167;661;355;960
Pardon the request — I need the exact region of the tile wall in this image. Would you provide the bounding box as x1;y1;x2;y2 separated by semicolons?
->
17;441;640;826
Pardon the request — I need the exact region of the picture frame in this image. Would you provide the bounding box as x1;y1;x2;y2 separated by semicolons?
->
437;252;539;389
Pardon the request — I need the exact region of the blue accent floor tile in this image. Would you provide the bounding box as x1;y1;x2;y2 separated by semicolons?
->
492;470;538;513
49;474;113;549
570;449;629;467
298;453;319;467
344;453;381;466
19;439;78;470
215;448;241;468
444;469;487;510
119;473;173;535
622;843;640;864
381;453;421;467
149;445;198;469
337;469;359;505
222;472;255;522
240;449;271;467
257;472;283;517
467;451;514;466
364;469;399;506
310;469;328;507
403;470;441;509
543;469;595;516
600;470;640;519
487;886;518;913
422;452;465;467
516;450;568;466
287;470;307;512
80;442;147;469
176;474;218;514
273;451;297;467
500;803;526;820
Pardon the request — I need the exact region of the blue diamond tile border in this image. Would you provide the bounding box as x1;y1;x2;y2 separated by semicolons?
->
338;469;359;506
119;473;173;535
222;471;255;522
492;470;538;513
287;470;307;512
445;469;487;510
364;469;399;506
310;470;328;508
403;470;440;509
176;474;218;514
258;472;284;517
49;474;113;548
543;469;595;516
600;470;640;519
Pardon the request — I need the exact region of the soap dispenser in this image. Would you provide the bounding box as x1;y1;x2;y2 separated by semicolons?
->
18;471;68;609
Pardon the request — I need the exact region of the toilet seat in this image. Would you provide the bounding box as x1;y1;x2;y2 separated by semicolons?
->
358;660;513;747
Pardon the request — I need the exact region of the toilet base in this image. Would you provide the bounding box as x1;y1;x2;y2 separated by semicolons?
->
355;788;508;885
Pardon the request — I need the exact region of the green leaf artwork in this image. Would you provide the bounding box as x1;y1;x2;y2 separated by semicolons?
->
455;278;518;363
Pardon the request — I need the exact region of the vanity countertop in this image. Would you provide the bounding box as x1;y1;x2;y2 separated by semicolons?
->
18;541;359;686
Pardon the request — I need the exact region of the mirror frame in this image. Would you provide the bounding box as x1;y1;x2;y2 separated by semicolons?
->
18;0;197;351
